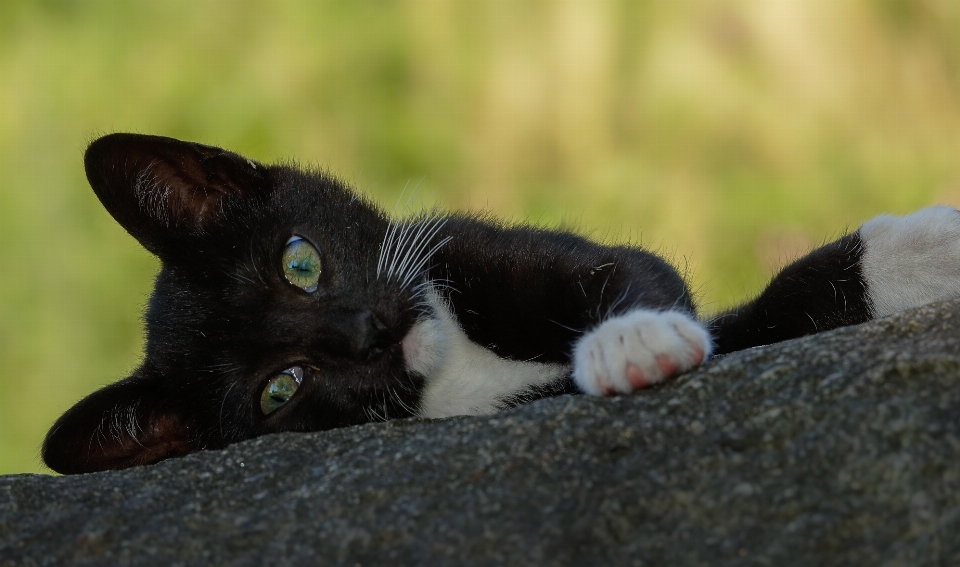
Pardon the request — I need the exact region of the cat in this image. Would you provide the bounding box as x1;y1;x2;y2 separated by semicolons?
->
41;133;960;474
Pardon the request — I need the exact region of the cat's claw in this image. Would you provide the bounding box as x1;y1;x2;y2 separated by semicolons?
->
572;309;712;396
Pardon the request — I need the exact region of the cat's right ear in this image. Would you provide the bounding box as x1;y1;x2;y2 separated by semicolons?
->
84;133;270;256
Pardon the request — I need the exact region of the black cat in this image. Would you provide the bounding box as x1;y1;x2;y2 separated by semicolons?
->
42;133;960;474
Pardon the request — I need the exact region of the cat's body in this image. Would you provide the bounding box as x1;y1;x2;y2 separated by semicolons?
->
42;133;960;474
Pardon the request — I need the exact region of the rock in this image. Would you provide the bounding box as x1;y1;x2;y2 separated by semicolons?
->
3;301;960;567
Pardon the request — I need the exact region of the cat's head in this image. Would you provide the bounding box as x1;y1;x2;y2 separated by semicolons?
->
43;134;444;474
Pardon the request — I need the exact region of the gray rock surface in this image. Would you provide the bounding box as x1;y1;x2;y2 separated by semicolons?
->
3;301;960;566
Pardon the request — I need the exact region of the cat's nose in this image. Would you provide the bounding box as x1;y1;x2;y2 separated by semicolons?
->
355;310;391;359
333;309;392;360
311;309;394;361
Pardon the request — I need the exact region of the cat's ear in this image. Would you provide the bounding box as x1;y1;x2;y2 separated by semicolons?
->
42;369;195;474
84;132;269;255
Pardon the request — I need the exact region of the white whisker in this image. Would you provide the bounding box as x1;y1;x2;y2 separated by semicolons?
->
378;180;413;279
401;235;453;290
387;221;415;281
391;215;434;282
395;215;444;286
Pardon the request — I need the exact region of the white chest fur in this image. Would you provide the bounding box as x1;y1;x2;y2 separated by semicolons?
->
402;288;569;418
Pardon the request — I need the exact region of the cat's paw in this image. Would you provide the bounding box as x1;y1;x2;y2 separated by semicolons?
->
572;309;712;396
860;206;960;317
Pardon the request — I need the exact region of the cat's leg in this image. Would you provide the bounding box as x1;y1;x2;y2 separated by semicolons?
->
571;309;712;396
429;218;711;400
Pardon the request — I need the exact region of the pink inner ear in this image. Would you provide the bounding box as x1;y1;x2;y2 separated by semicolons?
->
103;412;197;470
146;161;227;227
139;150;256;228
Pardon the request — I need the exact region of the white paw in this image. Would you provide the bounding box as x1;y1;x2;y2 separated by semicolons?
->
860;206;960;317
572;309;712;396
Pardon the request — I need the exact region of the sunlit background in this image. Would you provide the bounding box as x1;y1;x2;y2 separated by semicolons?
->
3;0;960;474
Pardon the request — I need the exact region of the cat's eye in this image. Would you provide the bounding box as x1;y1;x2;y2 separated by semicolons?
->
282;236;321;292
260;366;303;415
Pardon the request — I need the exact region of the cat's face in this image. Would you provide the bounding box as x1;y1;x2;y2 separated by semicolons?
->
43;134;436;474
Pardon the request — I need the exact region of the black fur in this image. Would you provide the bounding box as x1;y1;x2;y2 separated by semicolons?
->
43;133;878;474
709;233;872;354
434;219;693;362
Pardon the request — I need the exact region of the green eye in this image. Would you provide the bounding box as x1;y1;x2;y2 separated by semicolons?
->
260;366;303;415
282;236;321;292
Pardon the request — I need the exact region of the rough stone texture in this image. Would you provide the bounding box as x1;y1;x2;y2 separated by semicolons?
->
3;301;960;566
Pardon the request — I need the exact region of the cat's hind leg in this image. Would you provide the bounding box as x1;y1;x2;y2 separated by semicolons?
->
572;310;712;396
860;206;960;317
574;206;960;396
711;205;960;355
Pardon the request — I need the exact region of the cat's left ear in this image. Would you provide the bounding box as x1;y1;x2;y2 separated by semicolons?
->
84;133;270;256
42;367;197;474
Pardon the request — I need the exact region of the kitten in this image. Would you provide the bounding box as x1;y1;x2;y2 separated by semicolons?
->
42;133;960;474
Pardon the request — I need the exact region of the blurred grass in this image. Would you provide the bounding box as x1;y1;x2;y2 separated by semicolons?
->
3;0;960;474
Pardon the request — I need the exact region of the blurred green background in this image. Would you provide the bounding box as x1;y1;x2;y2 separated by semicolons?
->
3;0;960;474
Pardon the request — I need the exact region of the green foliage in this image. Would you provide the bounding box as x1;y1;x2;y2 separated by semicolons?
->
3;0;960;474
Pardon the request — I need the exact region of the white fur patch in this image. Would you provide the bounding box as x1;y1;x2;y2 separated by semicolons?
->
406;288;569;419
860;206;960;318
572;309;712;396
